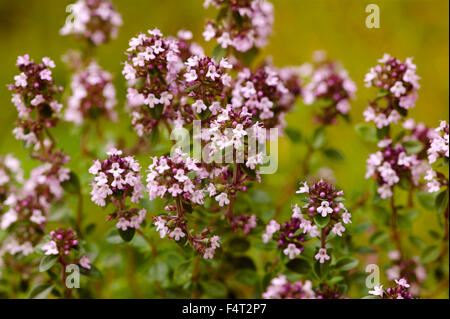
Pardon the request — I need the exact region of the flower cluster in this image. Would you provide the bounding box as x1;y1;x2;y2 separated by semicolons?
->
202;105;265;167
146;149;232;258
3;156;69;222
42;228;91;269
0;155;70;266
262;275;315;299
0;236;34;260
230;214;257;234
203;0;274;52
369;278;413;299
231;64;301;131
175;30;205;62
146;148;207;204
9;55;63;148
427;121;449;164
425;121;449;193
262;206;307;260
364;54;420;128
385;251;426;296
365;139;425;199
183;55;232;108
65;61;118;125
154;214;221;259
60;0;122;46
89;148;144;207
123;28;183;136
297;180;351;263
302;59;356;125
263;180;351;262
0;155;23;211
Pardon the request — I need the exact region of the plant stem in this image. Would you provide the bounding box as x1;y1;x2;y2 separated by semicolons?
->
390;192;404;261
137;228;157;258
76;192;83;237
274;144;314;219
407;188;414;208
226;160;239;219
81;125;96;159
437;201;449;263
321;228;327;248
176;195;184;217
192;255;200;299
302;145;314;176
60;259;71;299
125;247;142;298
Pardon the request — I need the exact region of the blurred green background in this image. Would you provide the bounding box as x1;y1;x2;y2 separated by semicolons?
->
0;0;448;298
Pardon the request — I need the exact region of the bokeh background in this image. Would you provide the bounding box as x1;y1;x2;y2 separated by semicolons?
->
0;0;448;298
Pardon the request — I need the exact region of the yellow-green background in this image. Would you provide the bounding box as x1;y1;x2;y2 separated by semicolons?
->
0;0;448;298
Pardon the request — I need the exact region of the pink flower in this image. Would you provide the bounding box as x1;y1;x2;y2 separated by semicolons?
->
215;192;230;207
79;256;91;269
369;284;384;296
42;240;59;255
315;248;330;263
283;243;301;259
169;227;186;241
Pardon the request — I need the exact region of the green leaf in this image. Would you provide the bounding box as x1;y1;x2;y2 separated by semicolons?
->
311;127;326;150
376;126;390;140
140;198;155;211
239;47;259;67
286;258;311;274
254;241;277;251
134;77;146;89
232;256;256;270
402;208;419;221
39;255;58;272
355;246;376;254
79;264;102;279
212;45;227;60
85;223;96;236
329;276;344;285
353;222;371;233
397;177;411;190
61;171;81;194
118;228;136;242
416;191;437;211
334;257;359;271
229;237;250;253
323;148;345;161
105;229;125;244
313;259;330;280
285;127;302;143
314;214;330;228
173;261;193;285
250;190;271;205
435;190;449;215
29;283;54;299
397;214;412;230
408;235;425;249
402;140;424;155
216;7;228;21
420;245;440;264
260;209;275;223
235;269;259;286
369;230;388;245
355;124;377;143
185;84;200;94
429;230;441;239
148;261;169;283
201;280;227;298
